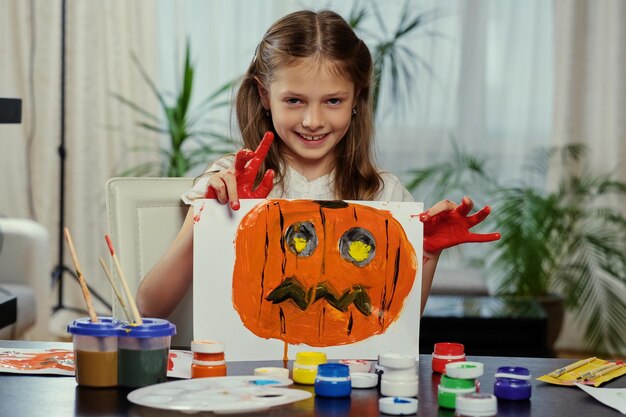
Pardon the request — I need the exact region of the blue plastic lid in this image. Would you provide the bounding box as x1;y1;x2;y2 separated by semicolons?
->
317;363;350;378
117;318;177;338
495;366;531;379
67;316;119;336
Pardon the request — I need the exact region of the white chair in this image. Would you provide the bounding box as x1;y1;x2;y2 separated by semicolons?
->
105;177;194;347
0;217;50;339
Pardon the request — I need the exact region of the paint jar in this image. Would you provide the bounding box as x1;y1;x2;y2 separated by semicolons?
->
350;372;379;389
314;363;352;398
67;316;119;388
117;318;176;388
293;351;327;385
455;393;497;417
445;361;484;380
432;342;465;374
493;366;532;400
378;353;418;398
190;340;226;378
379;397;418;415
254;367;289;379
438;374;476;409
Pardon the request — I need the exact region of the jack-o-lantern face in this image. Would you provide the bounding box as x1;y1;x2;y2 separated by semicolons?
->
232;200;417;347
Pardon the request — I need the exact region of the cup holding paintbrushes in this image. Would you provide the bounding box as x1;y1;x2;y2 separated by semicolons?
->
104;234;177;387
64;227;119;387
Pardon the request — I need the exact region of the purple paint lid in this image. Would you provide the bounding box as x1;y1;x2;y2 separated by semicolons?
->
67;317;119;336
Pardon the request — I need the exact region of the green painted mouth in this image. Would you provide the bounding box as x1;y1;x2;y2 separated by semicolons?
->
265;276;372;316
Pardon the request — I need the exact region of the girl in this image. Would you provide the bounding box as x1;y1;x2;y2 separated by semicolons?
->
136;9;499;319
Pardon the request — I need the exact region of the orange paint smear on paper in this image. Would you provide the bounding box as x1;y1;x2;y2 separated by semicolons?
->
0;350;75;372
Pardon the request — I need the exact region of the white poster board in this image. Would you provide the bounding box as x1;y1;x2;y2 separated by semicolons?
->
193;199;423;361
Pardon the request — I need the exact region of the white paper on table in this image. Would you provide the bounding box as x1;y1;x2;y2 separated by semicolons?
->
193;199;423;361
576;383;626;414
0;347;192;379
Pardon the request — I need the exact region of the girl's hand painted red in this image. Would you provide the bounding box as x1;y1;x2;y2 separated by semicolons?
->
205;131;275;210
419;196;500;254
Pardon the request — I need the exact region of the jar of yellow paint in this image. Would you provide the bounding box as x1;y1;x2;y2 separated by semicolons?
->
293;351;327;385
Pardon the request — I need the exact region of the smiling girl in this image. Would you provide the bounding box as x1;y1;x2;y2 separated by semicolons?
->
136;9;499;319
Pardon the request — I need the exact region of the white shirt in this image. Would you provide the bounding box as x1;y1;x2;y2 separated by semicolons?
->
182;155;414;204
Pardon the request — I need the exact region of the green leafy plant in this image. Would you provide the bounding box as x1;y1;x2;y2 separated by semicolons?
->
112;42;237;177
408;143;626;355
347;0;443;116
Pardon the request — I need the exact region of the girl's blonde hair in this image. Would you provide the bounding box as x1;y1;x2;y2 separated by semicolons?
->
236;9;382;200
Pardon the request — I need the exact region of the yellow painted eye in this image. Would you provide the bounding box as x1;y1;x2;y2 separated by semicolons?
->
285;222;317;257
293;237;308;254
339;228;376;267
348;240;372;262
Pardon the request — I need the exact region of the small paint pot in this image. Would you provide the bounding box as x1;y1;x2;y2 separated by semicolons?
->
116;318;176;388
67;316;119;388
254;367;289;379
432;342;466;374
379;353;418;397
190;340;226;378
455;393;497;417
493;366;532;400
314;363;351;398
445;361;484;380
293;351;327;385
339;359;372;373
438;374;477;409
350;372;378;389
379;397;418;415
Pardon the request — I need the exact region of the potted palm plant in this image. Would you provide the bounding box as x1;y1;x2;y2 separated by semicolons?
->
112;42;237;177
348;0;442;116
407;143;626;355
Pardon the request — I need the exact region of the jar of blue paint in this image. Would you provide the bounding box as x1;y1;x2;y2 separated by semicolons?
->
314;363;352;398
493;366;532;400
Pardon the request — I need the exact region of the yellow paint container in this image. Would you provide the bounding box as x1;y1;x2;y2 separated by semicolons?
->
293;351;327;385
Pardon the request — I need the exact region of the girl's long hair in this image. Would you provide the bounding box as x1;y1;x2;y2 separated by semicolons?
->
236;9;382;200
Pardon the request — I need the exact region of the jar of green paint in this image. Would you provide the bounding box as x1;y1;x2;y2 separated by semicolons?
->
117;318;176;388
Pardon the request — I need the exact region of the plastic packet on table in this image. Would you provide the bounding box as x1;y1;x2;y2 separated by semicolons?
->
537;358;626;387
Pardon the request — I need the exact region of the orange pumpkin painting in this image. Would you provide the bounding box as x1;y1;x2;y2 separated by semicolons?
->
232;200;418;347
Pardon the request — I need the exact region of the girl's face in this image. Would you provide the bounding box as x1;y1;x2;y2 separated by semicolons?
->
262;59;356;180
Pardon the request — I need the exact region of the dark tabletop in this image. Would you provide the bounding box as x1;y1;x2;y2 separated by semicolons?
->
1;340;624;417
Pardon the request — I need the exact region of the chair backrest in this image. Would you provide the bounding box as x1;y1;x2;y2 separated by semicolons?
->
105;177;194;347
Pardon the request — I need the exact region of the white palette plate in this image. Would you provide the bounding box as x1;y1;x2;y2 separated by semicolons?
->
127;376;311;414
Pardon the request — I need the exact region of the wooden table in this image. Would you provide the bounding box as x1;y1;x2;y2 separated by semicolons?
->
1;340;624;416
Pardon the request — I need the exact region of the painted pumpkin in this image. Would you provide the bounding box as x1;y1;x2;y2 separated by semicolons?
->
232;200;417;346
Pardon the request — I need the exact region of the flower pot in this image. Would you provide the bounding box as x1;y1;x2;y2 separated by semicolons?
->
535;294;564;354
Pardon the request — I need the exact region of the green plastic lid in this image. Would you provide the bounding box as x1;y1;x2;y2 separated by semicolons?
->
440;374;476;389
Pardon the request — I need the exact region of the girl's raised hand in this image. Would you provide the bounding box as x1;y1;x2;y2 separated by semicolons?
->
419;196;500;255
205;131;275;210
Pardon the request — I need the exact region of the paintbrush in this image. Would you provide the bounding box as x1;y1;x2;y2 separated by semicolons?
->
105;234;143;325
98;256;132;321
63;227;98;323
548;356;597;378
578;361;624;380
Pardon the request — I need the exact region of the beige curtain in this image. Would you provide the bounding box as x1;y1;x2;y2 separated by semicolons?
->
552;0;626;180
552;0;626;353
0;0;158;339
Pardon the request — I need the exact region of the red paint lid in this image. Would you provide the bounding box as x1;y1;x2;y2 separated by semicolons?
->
433;342;464;356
